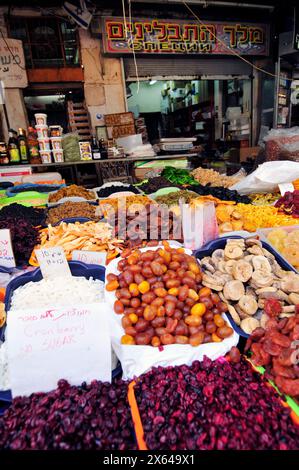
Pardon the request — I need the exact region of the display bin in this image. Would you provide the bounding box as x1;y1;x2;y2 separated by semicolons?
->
0;261;121;413
127;356;299;450
193;236;297;339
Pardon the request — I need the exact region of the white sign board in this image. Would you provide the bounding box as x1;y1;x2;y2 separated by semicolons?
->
0;39;28;88
35;247;71;279
72;250;106;266
0;229;16;268
7;302;112;397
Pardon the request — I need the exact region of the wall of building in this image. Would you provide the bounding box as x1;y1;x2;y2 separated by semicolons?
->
79;29;126;130
0;7;127;139
0;10;28;139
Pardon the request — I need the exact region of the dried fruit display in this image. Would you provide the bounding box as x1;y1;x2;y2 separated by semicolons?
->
198;238;299;334
275;190;299;217
191;167;243;188
216;202;295;234
267;228;299;270
134;356;299;450
46;201;101;225
106;243;233;346
0;217;40;265
110;204;181;244
49;185;95;202
191;185;251;204
0;379;136;450
30;221;124;265
99;195;154;217
137;177;182;194
246;309;299;399
0;203;46;226
249;193;280;206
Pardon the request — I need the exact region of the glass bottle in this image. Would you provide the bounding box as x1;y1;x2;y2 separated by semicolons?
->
8;129;20;164
18;128;29;163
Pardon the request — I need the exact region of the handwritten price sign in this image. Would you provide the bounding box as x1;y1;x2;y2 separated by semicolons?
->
7;302;112;397
35;246;71;279
0;229;16;268
72;250;106;266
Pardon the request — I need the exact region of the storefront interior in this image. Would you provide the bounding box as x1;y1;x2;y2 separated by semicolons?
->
127;78;252;159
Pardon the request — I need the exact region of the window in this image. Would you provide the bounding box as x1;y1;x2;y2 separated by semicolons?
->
8;17;80;68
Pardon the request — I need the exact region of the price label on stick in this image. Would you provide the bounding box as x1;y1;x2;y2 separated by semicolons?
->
7;302;112;397
278;183;294;196
35;247;71;279
0;229;16;268
72;250;106;266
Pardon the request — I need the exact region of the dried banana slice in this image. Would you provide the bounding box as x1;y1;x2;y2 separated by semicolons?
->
238;295;258;316
217;260;227;274
224;260;237;275
255;287;277;294
240;317;260;335
281;273;299;293
227;304;241;326
244;254;254;263
232;260;253;283
211;249;225;264
282;305;295;313
224;244;243;260
251;270;274;288
258;299;265;309
260;313;270;329
223;280;245;301
200;258;216;273
289;293;299;304
252;256;272;273
262;248;275;260
245;238;262;247
201;281;223;292
248;245;264;256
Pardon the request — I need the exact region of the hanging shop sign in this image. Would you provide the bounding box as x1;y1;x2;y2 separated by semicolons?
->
102;17;269;56
0;38;28;88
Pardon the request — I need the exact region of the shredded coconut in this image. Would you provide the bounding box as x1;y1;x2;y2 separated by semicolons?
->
10;276;105;310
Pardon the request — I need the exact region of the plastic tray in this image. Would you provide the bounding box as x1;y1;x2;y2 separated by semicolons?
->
194;235;297;339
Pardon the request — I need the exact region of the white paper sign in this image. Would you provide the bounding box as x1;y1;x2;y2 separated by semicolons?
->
278;183;294;196
0;229;16;268
0;39;28;88
7;302;112;397
35;247;71;279
72;250;106;266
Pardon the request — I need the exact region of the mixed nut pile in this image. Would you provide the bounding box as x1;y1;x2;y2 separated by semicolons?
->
199;238;299;334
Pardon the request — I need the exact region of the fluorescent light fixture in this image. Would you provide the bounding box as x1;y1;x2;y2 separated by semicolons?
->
149;79;157;85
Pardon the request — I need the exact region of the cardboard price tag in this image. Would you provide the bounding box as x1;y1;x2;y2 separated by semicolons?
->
0;229;16;268
72;250;106;266
278;183;294;196
7;302;112;397
35;247;71;279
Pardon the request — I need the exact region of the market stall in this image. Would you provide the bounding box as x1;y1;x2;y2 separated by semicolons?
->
0;161;299;451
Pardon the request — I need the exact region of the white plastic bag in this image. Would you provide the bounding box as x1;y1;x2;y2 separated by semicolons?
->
230;161;299;195
105;245;239;380
180;201;219;250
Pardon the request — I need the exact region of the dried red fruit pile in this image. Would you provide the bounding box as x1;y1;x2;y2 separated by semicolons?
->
0;379;136;450
246;312;299;398
0;217;40;265
135;357;299;450
275;190;299;217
